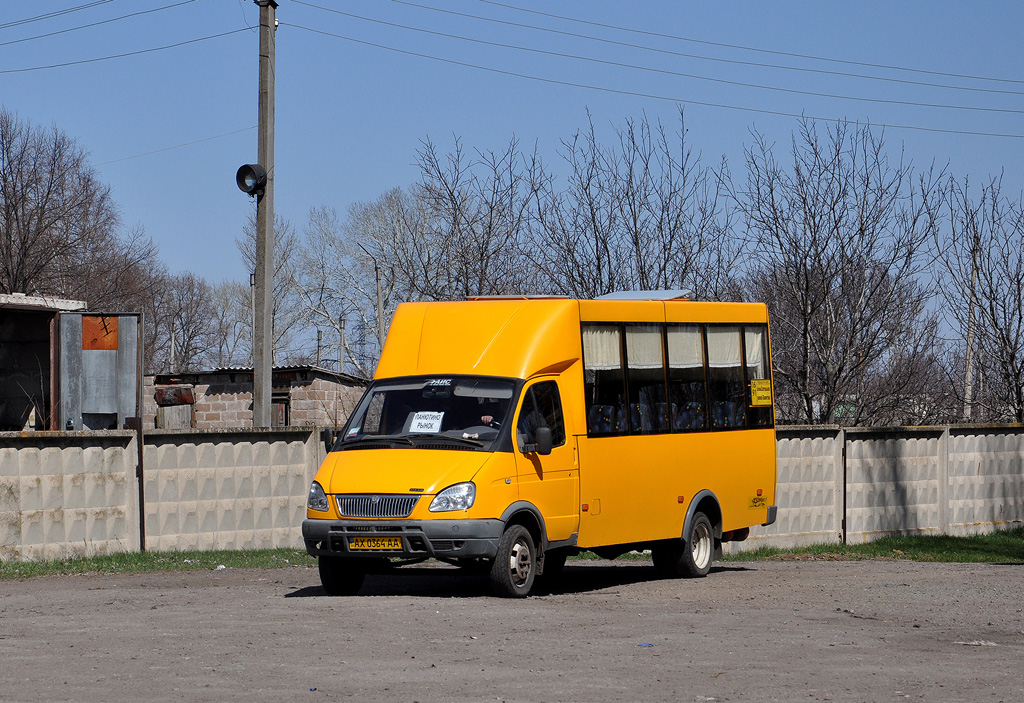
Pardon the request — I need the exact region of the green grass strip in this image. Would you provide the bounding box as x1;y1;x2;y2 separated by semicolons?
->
2;527;1020;579
0;548;315;580
723;526;1024;563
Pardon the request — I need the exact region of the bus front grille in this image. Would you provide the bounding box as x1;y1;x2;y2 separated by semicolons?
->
335;495;419;519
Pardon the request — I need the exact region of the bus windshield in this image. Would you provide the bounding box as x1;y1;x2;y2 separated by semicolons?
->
337;376;517;451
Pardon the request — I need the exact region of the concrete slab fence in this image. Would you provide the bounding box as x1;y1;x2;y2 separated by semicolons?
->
742;425;1024;552
2;425;1022;561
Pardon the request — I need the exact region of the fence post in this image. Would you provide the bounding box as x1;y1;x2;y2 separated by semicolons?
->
835;427;846;544
938;426;950;536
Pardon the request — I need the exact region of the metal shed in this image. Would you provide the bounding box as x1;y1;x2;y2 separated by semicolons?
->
0;293;141;431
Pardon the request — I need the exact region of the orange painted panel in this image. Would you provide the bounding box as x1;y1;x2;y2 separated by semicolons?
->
82;315;119;350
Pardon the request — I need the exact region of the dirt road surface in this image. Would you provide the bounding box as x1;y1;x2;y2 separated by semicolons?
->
2;559;1022;702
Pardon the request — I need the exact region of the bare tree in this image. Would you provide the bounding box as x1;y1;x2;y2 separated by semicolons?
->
50;223;165;314
145;271;217;373
209;280;252;368
938;176;1024;422
414;136;541;298
732;119;944;425
0;108;160;306
296;202;404;378
237;212;309;365
296;137;543;376
534;110;737;299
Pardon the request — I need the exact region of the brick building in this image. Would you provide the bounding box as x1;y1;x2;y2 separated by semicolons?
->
144;366;365;430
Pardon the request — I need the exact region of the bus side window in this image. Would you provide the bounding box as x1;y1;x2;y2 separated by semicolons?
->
666;325;707;431
625;325;665;434
745;326;774;428
583;325;626;435
517;381;566;451
706;327;747;429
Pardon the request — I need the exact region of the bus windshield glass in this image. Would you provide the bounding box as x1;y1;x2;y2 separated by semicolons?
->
338;376;517;450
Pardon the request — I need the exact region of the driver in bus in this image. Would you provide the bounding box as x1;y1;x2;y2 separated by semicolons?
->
479;398;504;428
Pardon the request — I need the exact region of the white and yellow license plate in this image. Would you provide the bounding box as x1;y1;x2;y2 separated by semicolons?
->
349;537;402;551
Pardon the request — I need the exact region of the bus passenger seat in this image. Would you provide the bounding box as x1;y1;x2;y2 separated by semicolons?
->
712;402;728;428
713;401;744;428
689;402;706;428
654;402;671;431
630;403;653;433
587;404;616;433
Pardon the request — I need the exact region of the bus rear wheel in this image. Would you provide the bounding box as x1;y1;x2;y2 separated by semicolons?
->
652;512;714;579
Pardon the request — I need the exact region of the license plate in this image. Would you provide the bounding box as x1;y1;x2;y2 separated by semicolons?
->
349;536;402;551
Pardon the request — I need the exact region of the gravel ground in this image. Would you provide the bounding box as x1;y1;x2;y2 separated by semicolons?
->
1;558;1022;702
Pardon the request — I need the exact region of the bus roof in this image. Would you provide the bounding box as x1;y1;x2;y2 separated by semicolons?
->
375;297;770;381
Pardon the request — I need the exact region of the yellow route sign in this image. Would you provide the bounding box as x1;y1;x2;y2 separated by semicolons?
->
750;379;773;407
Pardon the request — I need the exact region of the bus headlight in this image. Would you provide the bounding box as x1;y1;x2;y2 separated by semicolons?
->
307;481;329;512
429;482;476;512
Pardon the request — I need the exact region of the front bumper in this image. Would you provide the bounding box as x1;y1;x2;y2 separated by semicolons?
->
302;518;505;560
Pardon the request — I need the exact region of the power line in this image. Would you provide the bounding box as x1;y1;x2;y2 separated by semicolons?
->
474;0;1024;87
0;0;115;31
282;22;1024;140
0;1;198;50
294;2;1024;117
95;126;257;166
0;28;250;74
379;0;1024;98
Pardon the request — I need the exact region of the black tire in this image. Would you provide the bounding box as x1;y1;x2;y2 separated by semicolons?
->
651;512;714;579
318;556;366;596
682;513;714;577
489;525;536;598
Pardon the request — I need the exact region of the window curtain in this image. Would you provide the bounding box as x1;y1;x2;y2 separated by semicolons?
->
706;327;742;368
744;327;767;378
582;325;621;371
667;325;703;369
625;326;663;370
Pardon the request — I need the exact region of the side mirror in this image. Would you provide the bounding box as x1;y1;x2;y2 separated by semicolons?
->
321;427;335;453
534;426;553;456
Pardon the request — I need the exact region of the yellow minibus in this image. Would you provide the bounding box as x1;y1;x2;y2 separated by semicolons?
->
303;292;777;597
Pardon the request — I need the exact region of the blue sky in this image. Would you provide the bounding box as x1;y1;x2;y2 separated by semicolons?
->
3;1;1024;285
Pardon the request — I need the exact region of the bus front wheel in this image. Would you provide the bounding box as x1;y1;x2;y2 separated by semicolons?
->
489;525;536;597
652;512;714;579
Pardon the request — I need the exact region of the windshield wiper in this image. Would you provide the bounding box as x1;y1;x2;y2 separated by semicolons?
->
404;433;485;448
337;436;414;450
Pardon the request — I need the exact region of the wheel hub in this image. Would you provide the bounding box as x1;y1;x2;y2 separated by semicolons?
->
509;541;532;584
691;522;712;569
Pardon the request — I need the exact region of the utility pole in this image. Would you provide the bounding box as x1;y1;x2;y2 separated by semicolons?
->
338;316;346;374
375;264;384;350
963;228;981;421
357;243;386;351
252;0;276;427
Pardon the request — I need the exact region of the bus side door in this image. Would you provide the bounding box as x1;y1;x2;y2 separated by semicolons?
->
513;379;579;543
